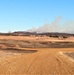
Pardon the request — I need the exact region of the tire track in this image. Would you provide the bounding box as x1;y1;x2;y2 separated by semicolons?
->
0;48;74;74
26;56;38;73
56;54;74;74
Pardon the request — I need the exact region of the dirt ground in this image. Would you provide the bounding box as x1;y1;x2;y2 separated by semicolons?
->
0;35;74;42
0;36;74;75
0;48;74;75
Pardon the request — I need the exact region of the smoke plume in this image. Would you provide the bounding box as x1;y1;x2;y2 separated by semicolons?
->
27;17;74;33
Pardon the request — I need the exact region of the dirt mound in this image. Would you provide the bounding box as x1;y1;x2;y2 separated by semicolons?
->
2;48;38;54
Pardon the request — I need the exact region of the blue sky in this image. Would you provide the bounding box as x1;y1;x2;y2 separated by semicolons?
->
0;0;74;32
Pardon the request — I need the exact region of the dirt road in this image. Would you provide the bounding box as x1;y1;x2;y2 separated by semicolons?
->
0;48;74;75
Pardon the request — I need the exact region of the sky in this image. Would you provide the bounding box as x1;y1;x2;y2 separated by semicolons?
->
0;0;74;32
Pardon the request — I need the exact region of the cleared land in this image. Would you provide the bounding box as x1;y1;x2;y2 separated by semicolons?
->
0;36;74;75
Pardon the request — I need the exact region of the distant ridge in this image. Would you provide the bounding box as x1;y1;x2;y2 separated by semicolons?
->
0;31;74;37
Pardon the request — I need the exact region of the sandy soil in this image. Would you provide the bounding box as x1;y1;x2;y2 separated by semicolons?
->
0;48;74;75
0;36;74;75
0;35;74;42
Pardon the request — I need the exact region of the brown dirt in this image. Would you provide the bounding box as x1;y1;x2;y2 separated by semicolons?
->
0;35;74;42
0;48;74;75
0;36;74;75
